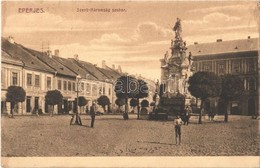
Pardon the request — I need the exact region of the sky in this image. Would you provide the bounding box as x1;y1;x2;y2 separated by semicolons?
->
2;1;259;80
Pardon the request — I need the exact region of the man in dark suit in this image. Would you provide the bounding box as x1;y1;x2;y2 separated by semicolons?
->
90;102;97;128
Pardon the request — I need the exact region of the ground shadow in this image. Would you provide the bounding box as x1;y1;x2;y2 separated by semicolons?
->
137;140;177;146
70;124;91;128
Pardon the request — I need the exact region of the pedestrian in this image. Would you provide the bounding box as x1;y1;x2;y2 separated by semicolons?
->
183;106;191;125
90;102;96;128
174;115;183;145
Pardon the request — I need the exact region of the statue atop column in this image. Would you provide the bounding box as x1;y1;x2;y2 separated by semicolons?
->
170;18;187;60
173;17;182;41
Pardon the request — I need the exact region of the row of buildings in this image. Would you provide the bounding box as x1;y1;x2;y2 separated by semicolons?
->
1;36;155;115
160;35;258;115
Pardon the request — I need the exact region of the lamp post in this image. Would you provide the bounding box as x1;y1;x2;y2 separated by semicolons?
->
70;75;82;125
76;75;81;114
74;75;82;125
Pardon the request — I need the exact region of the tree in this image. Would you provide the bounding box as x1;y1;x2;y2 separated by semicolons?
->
97;95;110;113
188;71;221;124
114;76;138;119
130;98;138;112
77;96;88;113
134;79;149;119
6;86;26;118
45;90;63;117
220;74;244;122
150;102;155;106
115;98;126;113
141;99;149;108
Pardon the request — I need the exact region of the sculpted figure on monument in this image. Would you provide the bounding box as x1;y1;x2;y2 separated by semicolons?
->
164;51;169;64
173;18;182;40
188;52;193;65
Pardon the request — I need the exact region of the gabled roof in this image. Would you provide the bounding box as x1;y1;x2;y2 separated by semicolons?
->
21;47;77;78
97;67;121;81
1;50;24;66
52;56;97;80
104;65;124;77
70;59;108;81
1;37;55;73
187;38;259;57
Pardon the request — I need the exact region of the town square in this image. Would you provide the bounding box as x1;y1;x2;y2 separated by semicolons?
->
1;1;260;168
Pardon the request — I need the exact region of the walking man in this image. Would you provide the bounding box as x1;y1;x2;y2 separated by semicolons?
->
175;115;183;145
184;105;191;125
90;102;96;128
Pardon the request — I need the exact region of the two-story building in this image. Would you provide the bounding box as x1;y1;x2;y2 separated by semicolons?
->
1;50;24;114
187;37;258;115
69;58;117;112
2;37;56;114
21;47;82;114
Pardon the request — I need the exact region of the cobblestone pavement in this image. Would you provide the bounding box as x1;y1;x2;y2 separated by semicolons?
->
1;114;259;156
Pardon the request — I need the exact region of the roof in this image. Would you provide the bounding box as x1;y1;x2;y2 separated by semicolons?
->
104;65;124;77
21;47;77;78
2;37;55;73
96;67;121;81
70;59;108;81
187;38;259;57
52;56;97;80
1;50;24;66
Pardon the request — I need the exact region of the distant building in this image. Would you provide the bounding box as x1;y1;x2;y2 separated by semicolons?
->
186;37;258;115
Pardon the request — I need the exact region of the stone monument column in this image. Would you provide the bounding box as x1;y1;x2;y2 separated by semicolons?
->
161;18;194;102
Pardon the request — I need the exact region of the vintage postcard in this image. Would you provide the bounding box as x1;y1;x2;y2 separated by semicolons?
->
1;0;259;167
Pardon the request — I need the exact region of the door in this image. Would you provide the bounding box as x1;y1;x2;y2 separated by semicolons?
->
34;97;39;112
45;101;49;113
1;101;6;114
26;96;31;113
63;100;68;113
248;98;255;116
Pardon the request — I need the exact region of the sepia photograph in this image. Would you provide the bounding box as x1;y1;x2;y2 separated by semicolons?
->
1;1;259;167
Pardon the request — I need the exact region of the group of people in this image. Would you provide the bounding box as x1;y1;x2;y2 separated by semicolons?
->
70;102;97;128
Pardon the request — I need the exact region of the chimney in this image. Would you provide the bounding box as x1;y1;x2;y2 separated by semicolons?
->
118;65;122;73
8;36;15;44
54;49;59;57
47;50;52;58
112;64;115;69
74;54;79;60
194;42;198;45
216;39;222;42
102;60;106;68
248;36;251;39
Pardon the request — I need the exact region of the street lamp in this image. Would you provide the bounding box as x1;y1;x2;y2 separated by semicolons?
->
70;74;82;125
76;75;82;114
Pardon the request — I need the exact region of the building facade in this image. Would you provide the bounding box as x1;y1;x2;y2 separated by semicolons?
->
1;36;129;115
187;37;258;115
1;50;24;114
2;37;56;115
